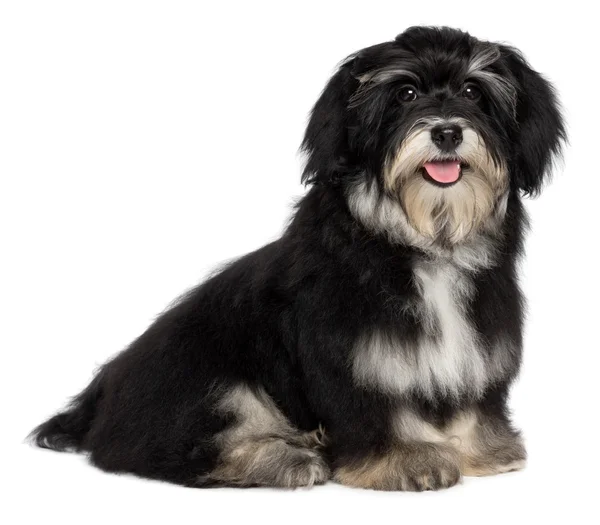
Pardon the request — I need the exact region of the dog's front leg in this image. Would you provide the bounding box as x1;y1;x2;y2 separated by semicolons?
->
328;405;462;491
331;395;525;489
444;389;527;477
299;337;462;491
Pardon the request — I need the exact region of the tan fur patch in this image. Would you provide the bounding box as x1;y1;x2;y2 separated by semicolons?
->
444;410;526;477
461;459;526;477
335;443;461;491
384;120;508;244
391;409;526;478
209;384;330;487
210;437;329;487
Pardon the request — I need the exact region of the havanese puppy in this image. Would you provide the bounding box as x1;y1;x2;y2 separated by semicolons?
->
31;26;565;491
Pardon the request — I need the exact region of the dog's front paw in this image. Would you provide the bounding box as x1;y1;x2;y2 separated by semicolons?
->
400;458;461;491
452;420;527;477
462;457;526;477
334;443;461;491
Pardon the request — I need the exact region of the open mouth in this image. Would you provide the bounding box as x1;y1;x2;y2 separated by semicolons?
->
421;160;467;187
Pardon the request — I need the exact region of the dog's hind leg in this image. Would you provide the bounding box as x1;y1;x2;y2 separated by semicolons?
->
201;383;330;488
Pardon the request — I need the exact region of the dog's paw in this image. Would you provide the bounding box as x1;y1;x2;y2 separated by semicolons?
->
281;449;331;488
207;438;331;488
462;458;526;477
457;432;527;477
335;444;461;491
398;460;461;491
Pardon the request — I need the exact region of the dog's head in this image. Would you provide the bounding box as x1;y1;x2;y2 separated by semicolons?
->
302;27;565;245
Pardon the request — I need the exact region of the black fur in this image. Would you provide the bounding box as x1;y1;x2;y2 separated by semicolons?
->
31;26;565;489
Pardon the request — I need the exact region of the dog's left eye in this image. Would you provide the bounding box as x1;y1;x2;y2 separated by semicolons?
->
462;85;481;100
397;86;418;102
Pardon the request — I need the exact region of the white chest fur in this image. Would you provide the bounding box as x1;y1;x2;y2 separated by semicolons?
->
352;261;491;401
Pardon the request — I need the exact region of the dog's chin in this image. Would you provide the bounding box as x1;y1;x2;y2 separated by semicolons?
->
398;167;500;244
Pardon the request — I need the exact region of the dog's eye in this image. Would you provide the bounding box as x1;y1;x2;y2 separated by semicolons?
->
397;86;418;102
462;85;481;100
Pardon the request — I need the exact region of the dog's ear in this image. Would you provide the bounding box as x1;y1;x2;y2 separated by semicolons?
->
301;58;358;185
501;46;566;196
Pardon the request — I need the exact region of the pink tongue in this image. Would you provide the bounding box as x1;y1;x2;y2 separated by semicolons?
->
423;161;461;184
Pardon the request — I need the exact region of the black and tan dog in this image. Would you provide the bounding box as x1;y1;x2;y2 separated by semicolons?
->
32;26;565;491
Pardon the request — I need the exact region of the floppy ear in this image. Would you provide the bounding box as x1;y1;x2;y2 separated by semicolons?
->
301;58;358;185
501;46;566;196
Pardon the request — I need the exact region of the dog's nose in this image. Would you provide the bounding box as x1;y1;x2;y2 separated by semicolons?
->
431;125;463;152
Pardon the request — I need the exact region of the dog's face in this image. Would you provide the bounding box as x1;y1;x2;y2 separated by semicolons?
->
302;27;565;245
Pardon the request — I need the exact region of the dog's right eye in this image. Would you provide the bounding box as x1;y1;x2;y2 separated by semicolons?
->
462;84;482;101
397;86;418;102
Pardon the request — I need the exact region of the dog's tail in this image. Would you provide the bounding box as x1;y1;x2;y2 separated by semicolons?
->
29;371;104;452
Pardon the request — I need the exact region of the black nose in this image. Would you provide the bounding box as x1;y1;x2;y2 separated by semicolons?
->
431;125;463;152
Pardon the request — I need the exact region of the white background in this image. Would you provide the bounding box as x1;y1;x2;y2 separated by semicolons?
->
1;1;598;523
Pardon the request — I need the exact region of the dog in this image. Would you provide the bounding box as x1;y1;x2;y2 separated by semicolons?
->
31;26;565;491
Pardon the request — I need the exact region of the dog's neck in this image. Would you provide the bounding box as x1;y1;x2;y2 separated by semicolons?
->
346;178;508;271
